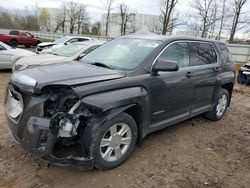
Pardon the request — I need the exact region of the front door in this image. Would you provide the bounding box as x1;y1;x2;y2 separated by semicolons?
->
149;42;194;126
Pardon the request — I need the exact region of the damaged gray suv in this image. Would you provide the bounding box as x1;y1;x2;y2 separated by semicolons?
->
5;36;235;170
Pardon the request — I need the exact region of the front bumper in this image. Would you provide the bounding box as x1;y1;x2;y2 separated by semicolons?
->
5;86;94;170
238;69;250;84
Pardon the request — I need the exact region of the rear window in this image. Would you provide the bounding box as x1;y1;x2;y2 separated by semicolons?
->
9;31;19;35
219;43;233;63
189;42;217;66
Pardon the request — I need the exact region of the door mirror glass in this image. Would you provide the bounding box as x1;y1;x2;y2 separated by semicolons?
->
152;59;179;73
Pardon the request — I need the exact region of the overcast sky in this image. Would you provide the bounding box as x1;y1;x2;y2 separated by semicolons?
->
0;0;191;22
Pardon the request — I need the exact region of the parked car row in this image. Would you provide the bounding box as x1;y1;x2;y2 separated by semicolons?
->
36;36;96;54
0;39;104;71
4;35;235;170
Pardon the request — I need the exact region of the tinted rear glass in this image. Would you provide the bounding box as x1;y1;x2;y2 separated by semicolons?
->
189;42;217;66
219;43;233;63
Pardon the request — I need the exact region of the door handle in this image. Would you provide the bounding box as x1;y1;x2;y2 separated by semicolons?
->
186;72;193;78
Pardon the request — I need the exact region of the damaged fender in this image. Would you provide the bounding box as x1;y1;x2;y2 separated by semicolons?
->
79;87;149;157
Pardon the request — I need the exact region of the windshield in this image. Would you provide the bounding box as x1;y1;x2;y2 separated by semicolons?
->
81;38;162;70
54;36;71;44
52;43;87;57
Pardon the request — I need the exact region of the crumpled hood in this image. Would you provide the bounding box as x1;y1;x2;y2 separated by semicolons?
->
13;62;127;91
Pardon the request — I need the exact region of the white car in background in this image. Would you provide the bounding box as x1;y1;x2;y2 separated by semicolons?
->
14;41;104;71
36;36;96;54
0;41;36;70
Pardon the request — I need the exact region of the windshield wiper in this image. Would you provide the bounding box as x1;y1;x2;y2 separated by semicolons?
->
90;62;113;69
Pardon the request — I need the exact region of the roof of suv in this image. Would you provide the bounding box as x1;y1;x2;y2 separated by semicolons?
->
122;35;223;44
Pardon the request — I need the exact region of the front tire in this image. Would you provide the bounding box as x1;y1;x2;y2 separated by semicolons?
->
92;112;138;170
205;89;229;121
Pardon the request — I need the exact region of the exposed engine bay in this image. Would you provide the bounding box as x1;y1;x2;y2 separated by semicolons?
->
42;88;92;159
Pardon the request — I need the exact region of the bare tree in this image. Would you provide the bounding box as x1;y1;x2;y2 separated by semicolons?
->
118;3;136;36
91;21;101;35
103;0;114;36
66;2;79;34
160;0;179;35
216;0;228;40
229;0;248;43
38;8;51;32
76;4;88;34
54;3;67;33
191;0;218;38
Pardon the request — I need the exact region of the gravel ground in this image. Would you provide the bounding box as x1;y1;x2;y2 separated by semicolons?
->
0;71;249;188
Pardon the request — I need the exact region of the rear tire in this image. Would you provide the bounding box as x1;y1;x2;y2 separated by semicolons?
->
205;89;229;121
92;112;138;170
25;45;31;48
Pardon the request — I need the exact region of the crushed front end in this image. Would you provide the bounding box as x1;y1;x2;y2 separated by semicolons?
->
238;64;250;84
5;83;94;170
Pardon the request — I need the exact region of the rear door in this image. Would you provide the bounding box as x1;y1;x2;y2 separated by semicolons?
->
188;42;219;115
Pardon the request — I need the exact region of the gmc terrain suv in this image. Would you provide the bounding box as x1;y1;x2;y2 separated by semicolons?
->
5;36;235;170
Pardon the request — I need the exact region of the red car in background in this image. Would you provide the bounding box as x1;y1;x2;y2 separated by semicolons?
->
0;31;41;48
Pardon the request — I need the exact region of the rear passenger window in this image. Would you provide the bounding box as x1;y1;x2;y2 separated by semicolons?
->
189;42;217;66
158;42;190;68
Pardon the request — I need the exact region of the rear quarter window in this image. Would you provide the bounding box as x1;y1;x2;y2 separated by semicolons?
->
219;43;233;63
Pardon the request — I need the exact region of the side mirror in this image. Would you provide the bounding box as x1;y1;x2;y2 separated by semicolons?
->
152;59;179;74
65;42;70;45
75;53;86;61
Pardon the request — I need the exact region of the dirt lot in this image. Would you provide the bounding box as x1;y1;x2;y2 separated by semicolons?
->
0;71;249;188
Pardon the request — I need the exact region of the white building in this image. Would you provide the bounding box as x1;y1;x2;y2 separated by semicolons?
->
100;13;161;37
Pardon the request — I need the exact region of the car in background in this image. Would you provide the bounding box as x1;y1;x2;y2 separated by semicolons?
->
237;60;250;84
13;41;104;71
0;30;41;48
0;41;36;70
36;36;96;54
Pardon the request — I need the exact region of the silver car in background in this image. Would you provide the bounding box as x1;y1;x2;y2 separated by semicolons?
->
0;41;36;70
14;41;104;71
36;36;96;54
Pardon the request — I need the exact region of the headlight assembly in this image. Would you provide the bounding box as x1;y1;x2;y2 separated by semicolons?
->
11;73;37;93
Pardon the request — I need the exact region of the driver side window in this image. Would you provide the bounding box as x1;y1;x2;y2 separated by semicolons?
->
158;42;190;68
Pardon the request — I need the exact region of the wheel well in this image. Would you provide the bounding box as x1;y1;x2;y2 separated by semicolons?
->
124;105;142;127
124;105;143;143
222;83;234;97
222;82;234;105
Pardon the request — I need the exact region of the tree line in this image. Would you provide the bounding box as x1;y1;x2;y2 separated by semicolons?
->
0;0;249;43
